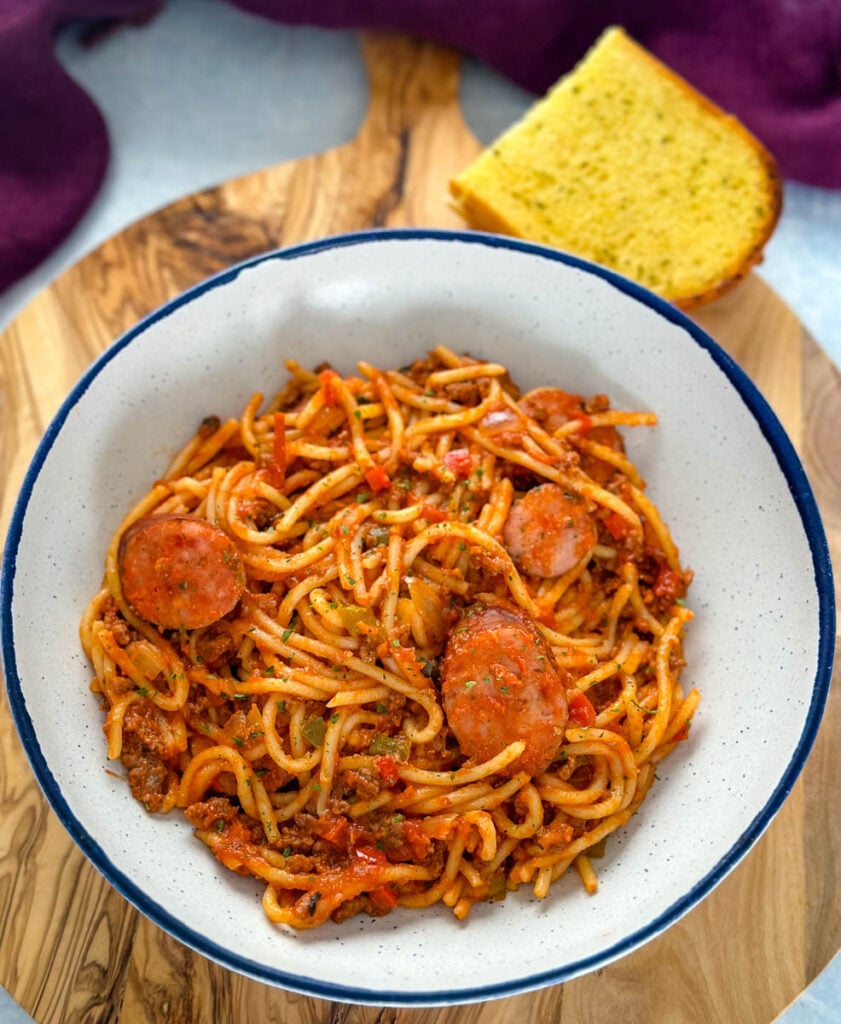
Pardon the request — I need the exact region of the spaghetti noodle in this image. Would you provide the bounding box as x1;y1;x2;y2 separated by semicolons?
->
80;345;698;929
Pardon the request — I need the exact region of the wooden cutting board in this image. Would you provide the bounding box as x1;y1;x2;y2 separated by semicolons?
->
1;32;839;1024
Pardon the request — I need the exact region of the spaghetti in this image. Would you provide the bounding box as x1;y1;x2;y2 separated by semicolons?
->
80;345;698;929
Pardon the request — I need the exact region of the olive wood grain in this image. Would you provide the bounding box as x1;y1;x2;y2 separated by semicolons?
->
1;31;838;1024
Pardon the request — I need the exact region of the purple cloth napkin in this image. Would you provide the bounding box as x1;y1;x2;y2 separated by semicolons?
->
2;0;840;295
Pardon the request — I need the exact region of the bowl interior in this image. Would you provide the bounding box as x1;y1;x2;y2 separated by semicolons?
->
2;231;833;1005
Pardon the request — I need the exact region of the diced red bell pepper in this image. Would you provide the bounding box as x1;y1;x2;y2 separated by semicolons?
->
313;814;350;848
567;689;596;728
443;448;474;477
419;503;447;523
369;886;398;910
374;754;401;786
354;845;387;867
365;465;391;492
603;511;634;541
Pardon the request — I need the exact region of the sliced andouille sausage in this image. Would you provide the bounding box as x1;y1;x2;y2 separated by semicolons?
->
503;482;597;578
519;387;621;445
520;387;624;483
118;514;245;630
441;604;568;776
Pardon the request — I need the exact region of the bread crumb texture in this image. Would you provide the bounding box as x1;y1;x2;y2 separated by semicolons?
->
450;27;782;308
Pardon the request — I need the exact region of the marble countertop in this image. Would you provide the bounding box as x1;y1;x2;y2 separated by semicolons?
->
1;1;839;1021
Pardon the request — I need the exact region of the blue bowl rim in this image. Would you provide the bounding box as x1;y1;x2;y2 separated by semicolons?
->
1;227;835;1006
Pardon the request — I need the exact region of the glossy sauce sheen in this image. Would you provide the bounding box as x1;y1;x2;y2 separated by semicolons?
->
441;605;569;776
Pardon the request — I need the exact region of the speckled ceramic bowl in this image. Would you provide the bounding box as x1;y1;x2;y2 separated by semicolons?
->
2;230;835;1005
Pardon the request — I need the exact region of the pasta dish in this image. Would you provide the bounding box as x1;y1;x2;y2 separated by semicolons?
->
80;345;698;929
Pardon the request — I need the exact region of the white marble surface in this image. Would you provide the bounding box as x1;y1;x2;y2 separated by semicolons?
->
1;1;839;1020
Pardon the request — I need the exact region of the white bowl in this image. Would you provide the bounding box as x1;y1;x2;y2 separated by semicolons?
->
1;230;835;1005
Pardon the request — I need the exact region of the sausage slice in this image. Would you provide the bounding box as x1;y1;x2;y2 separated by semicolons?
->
441;604;568;776
503;483;597;578
520;387;624;484
118;514;245;630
